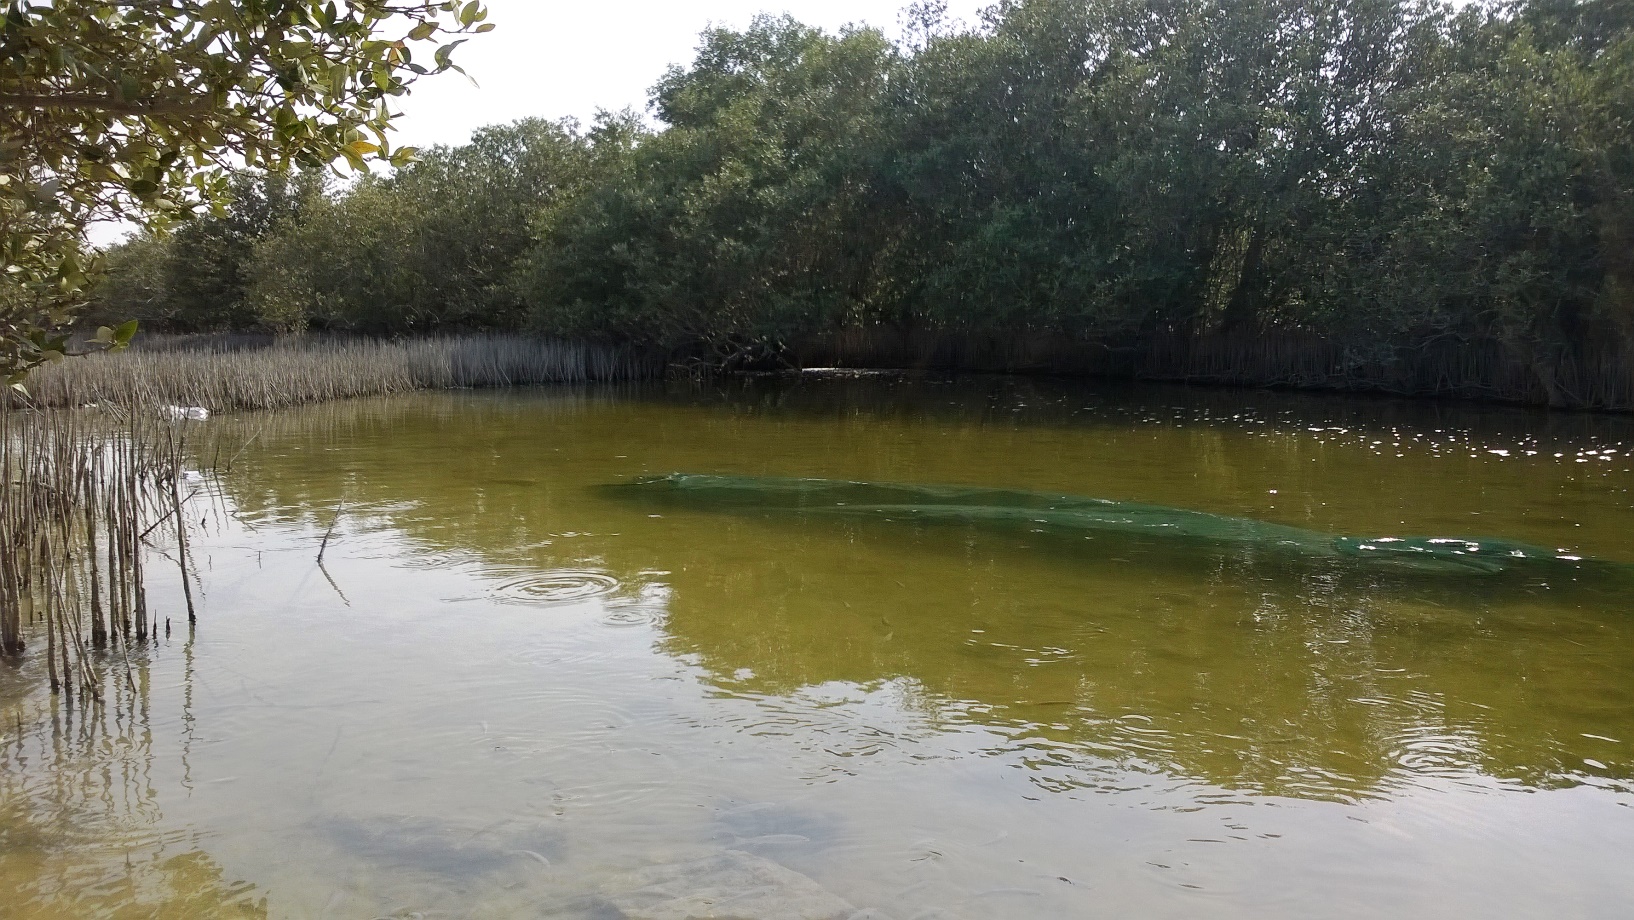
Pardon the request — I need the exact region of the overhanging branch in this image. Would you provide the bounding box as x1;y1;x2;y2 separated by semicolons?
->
0;92;217;118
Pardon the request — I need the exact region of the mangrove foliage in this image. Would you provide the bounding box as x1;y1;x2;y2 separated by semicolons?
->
93;0;1634;406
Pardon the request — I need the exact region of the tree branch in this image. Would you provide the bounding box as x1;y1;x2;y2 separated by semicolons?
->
0;92;217;117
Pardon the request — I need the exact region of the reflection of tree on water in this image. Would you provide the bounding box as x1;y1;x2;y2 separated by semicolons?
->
646;517;1634;801
0;641;266;919
206;385;1634;803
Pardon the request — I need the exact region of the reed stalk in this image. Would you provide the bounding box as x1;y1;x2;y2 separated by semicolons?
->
3;334;658;694
1;397;208;700
22;334;658;413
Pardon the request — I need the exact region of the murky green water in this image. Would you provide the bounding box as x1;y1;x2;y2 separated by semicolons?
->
4;375;1634;919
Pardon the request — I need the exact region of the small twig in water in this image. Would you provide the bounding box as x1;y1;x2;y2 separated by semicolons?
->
317;500;346;564
316;498;351;606
139;485;203;540
318;558;351;608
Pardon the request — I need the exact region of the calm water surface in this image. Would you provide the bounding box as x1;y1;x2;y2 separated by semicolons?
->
3;375;1633;919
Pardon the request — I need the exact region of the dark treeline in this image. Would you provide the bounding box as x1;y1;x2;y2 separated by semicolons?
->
92;0;1634;407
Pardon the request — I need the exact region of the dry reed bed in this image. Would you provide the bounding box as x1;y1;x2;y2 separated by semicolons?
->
3;336;653;697
23;335;657;413
1;403;204;702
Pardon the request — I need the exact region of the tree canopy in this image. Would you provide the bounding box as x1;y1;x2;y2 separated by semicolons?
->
1;0;490;385
90;0;1634;405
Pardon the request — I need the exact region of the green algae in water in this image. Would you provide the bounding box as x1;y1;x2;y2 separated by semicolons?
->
7;382;1634;920
610;473;1610;576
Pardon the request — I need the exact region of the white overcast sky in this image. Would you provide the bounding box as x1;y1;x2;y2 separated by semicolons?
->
388;0;990;149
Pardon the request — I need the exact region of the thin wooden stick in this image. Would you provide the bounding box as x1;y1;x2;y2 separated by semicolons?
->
318;499;346;564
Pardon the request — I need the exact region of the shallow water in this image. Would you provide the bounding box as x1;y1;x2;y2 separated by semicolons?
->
4;375;1634;919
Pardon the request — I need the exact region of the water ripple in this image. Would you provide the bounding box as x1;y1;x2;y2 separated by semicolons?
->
396;549;481;570
490;570;621;606
597;605;666;628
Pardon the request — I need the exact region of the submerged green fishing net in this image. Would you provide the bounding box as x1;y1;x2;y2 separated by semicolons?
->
609;474;1598;575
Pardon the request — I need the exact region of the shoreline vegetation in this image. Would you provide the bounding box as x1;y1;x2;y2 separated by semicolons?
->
799;328;1634;411
19;335;656;413
0;402;204;699
15;329;1632;416
2;335;649;680
84;0;1634;411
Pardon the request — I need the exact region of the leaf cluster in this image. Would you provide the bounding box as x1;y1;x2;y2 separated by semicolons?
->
1;0;491;382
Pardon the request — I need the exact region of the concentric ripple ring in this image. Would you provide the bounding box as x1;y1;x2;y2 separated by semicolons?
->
491;570;621;606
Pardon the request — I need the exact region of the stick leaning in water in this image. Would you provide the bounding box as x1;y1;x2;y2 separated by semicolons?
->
317;500;350;606
318;500;345;564
604;474;1617;576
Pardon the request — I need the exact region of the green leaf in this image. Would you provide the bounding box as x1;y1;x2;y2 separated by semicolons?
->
0;0;488;377
339;145;367;171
